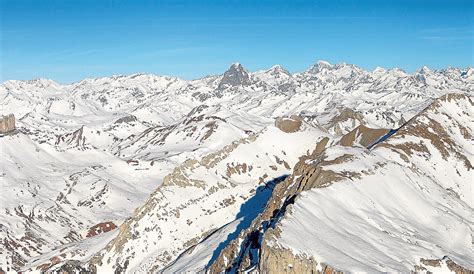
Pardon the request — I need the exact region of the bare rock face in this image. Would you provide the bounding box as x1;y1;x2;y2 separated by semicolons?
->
0;114;15;134
259;243;341;274
275;116;303;133
218;63;252;90
259;244;319;274
327;107;364;136
338;124;390;148
114;115;137;124
44;260;94;274
207;137;347;273
417;257;474;274
86;221;117;238
207;94;474;274
55;126;87;149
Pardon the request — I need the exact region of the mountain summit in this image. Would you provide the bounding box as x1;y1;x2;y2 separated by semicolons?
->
217;63;252;89
0;61;472;273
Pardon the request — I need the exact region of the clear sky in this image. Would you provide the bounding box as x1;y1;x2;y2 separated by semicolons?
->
1;0;473;83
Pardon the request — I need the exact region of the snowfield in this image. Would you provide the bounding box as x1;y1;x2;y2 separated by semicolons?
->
0;61;473;273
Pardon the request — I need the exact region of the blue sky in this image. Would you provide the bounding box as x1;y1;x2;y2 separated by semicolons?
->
1;0;473;83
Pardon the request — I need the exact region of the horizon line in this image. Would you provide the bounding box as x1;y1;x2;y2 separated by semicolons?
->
2;60;473;85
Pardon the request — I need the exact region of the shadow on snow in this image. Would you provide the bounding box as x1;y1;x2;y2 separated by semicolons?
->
205;174;288;269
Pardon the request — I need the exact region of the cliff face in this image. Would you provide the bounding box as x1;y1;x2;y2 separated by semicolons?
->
206;137;346;273
0;114;15;134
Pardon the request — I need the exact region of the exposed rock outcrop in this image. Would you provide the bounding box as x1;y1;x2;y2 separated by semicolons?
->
327;107;364;136
417;257;474;274
259;243;342;274
0;114;15;134
207;137;347;273
114;115;137;124
338;124;390;148
55;126;87;149
207;93;474;273
86;222;117;238
275;116;303;133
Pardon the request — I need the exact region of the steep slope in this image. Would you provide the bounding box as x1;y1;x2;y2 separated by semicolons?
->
207;93;473;273
0;108;271;273
78;126;331;273
1;61;473;273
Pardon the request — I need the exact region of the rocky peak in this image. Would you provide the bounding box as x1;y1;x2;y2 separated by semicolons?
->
266;65;290;76
308;60;333;73
260;65;292;83
306;61;363;79
217;63;252;89
414;66;434;83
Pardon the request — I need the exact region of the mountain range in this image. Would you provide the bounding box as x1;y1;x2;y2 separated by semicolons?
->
0;61;472;273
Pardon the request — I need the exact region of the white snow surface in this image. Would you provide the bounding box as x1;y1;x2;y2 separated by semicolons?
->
0;61;472;273
275;94;474;272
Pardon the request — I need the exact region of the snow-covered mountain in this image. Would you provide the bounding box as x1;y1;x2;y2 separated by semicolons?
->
206;93;474;273
0;61;472;273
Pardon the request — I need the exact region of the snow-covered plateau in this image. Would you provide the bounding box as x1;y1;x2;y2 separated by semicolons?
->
0;61;472;273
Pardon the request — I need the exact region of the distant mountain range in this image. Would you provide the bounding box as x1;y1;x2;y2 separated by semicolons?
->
0;61;472;273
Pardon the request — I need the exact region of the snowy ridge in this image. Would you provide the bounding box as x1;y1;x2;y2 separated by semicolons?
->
203;93;473;273
275;94;474;272
0;61;473;273
90;127;331;273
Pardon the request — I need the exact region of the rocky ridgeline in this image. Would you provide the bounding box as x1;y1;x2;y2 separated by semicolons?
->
207;93;473;273
1;60;473;273
0;114;15;134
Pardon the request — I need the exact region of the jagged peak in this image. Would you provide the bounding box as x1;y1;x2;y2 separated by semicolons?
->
307;60;365;75
308;60;332;72
229;62;245;71
221;62;249;78
218;62;252;89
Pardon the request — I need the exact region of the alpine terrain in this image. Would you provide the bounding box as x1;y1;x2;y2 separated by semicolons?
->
0;61;473;273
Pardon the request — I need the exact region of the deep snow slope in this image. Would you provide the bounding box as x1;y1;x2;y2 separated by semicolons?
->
275;93;474;272
89;127;330;273
0;61;473;273
206;93;473;273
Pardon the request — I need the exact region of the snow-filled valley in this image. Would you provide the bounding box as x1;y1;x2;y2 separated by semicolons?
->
0;61;473;273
